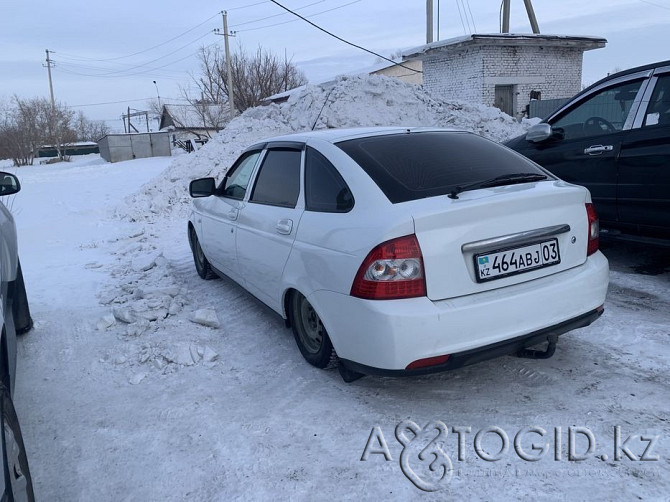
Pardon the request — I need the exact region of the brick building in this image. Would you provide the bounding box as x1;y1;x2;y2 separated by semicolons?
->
404;34;606;118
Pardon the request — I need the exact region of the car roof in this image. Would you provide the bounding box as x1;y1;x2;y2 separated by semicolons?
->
585;59;670;92
248;126;466;148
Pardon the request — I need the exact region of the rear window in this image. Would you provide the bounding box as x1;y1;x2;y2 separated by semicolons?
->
336;131;548;203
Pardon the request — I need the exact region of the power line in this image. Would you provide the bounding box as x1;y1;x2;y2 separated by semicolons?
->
236;0;362;33
461;1;472;33
82;31;212;76
266;0;421;74
68;98;154;107
456;0;468;34
228;0;270;10
465;0;477;32
57;12;220;63
69;96;190;108
53;32;213;78
231;0;326;28
637;0;670;10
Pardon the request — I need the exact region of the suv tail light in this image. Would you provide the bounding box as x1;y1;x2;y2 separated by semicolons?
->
586;203;599;256
350;234;427;300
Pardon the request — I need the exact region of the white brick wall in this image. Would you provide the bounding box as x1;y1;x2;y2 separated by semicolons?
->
423;43;585;118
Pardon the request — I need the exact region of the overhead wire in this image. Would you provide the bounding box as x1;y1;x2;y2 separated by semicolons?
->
54;31;213;78
461;0;473;33
235;0;362;33
636;0;670;10
56;12;220;63
266;0;421;73
228;0;270;10
69;96;189;108
456;0;468;34
231;0;327;28
465;0;477;32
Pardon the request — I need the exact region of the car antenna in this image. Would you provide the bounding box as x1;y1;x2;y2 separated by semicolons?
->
311;85;337;131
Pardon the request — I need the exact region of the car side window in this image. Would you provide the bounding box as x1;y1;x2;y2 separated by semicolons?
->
643;75;670;127
305;147;354;212
551;80;643;140
250;148;301;208
220;150;261;200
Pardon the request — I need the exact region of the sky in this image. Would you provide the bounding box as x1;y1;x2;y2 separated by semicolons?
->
2;0;669;130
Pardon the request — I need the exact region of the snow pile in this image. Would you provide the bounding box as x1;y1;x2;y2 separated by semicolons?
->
94;225;221;382
119;74;528;222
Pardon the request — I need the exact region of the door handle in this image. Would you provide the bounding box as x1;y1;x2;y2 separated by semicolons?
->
275;219;293;235
584;145;613;155
227;208;239;221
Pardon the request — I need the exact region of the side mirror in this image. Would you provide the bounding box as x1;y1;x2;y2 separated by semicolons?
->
525;123;553;143
0;172;20;196
189;177;216;198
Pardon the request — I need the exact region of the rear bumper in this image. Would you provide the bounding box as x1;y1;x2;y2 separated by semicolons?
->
340;306;603;377
307;251;609;372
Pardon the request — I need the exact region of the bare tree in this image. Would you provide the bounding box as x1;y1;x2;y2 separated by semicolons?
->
188;44;308;114
0;103;32;166
0;97;77;166
74;111;110;142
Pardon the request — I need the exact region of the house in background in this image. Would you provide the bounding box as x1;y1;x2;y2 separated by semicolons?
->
370;58;423;85
403;33;607;119
159;103;229;150
262;58;424;106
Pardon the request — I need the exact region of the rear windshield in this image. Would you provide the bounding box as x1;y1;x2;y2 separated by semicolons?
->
337;131;549;203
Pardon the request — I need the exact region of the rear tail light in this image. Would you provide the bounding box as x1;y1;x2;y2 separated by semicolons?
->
350;234;427;300
406;354;451;370
586;203;599;256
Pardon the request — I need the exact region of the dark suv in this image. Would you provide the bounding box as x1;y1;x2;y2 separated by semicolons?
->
505;60;670;244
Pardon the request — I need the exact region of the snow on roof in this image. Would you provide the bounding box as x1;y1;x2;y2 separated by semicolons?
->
403;33;607;58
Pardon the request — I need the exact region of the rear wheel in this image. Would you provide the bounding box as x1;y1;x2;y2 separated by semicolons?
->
289;292;337;369
188;226;215;280
1;384;34;502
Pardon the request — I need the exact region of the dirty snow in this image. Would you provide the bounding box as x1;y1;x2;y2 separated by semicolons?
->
4;75;669;501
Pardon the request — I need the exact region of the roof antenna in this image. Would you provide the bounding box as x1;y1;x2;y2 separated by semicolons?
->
311;85;336;130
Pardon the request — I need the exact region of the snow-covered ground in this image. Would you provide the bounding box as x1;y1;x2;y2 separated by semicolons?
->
3;76;669;500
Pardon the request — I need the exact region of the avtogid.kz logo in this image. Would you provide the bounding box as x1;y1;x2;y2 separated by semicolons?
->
361;421;660;492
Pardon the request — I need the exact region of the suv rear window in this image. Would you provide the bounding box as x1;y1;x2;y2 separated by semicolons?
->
337;131;549;203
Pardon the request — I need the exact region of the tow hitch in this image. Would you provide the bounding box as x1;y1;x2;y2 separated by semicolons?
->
516;334;559;359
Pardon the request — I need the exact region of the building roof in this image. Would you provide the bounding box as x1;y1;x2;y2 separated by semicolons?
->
403;33;607;58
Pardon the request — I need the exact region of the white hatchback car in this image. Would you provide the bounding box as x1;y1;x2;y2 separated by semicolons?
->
188;127;609;381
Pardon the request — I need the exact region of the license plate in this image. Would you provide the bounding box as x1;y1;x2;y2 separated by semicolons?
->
475;239;560;282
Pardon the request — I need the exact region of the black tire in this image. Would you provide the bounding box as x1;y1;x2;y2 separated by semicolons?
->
289;292;337;369
188;226;215;280
12;261;33;336
0;384;34;502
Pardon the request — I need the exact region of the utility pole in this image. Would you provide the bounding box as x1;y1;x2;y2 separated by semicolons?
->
44;49;56;110
215;11;236;118
502;0;511;33
426;0;434;44
501;0;540;34
523;0;540;34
